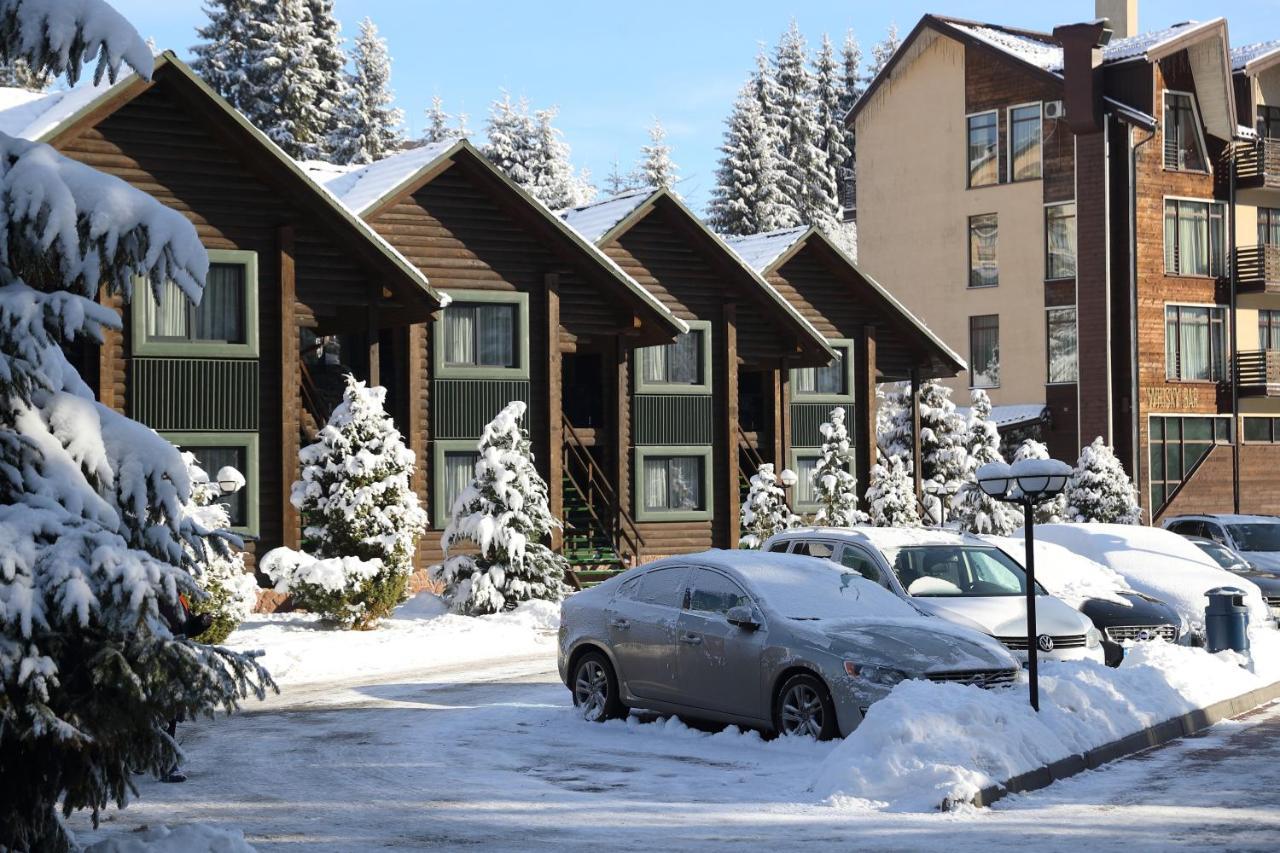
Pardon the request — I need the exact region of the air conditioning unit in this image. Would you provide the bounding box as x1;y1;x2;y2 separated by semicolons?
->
1044;100;1066;120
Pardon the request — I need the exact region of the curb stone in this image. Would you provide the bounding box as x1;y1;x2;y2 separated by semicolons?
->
956;680;1280;810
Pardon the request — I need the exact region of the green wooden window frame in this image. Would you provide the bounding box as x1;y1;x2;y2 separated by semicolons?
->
132;249;260;358
786;448;852;511
433;290;531;380
432;438;481;528
634;319;713;395
634;445;713;522
790;339;855;402
162;431;260;536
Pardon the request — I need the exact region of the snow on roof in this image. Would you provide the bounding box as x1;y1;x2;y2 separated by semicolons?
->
942;18;1205;73
1167;513;1280;524
0;79;117;140
955;403;1048;429
724;227;809;273
1102;21;1204;63
310;140;458;215
557;188;654;244
1232;40;1280;71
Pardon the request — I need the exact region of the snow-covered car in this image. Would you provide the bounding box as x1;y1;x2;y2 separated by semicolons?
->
1029;524;1271;639
1183;536;1280;623
558;551;1019;739
763;528;1105;664
1163;514;1280;571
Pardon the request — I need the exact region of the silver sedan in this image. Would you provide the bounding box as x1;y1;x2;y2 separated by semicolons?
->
558;550;1020;739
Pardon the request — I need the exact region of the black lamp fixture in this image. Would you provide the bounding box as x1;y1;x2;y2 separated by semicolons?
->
976;458;1072;711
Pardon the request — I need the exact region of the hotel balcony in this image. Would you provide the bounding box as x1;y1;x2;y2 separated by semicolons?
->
1235;245;1280;293
1236;138;1280;189
1236;349;1280;396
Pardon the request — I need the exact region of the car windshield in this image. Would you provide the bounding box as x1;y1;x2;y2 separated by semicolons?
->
884;545;1047;597
1226;523;1280;552
1194;540;1244;569
745;562;918;620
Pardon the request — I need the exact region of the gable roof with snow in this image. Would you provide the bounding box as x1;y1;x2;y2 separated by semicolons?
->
307;140;458;216
557;188;655;244
724;227;810;274
1232;40;1280;74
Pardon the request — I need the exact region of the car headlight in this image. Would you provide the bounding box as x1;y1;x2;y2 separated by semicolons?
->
1086;627;1102;649
844;661;908;686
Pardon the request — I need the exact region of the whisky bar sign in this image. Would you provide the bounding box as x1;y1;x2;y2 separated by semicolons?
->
1145;386;1201;411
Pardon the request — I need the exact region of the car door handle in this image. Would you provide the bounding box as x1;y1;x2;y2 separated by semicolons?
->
679;633;702;645
609;618;630;630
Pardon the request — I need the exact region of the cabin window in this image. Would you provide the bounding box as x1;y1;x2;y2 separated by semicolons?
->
442;451;479;517
1165;304;1226;382
1008;103;1042;180
1258;105;1280;140
432;439;489;527
634;320;713;394
968;214;998;287
788;448;852;510
1045;203;1076;280
969;314;1000;389
1259;207;1280;246
433;290;530;379
967;111;998;187
1260;310;1280;350
163;432;258;534
634;446;712;521
1046;307;1078;384
791;341;854;400
133;249;259;358
1163;92;1208;172
1164;199;1226;277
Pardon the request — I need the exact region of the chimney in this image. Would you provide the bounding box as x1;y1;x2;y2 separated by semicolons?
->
1053;20;1112;134
1096;0;1137;40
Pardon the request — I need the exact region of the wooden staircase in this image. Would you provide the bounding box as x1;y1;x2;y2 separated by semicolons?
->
562;416;643;588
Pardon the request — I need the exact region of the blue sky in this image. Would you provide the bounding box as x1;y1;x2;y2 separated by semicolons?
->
113;1;1280;212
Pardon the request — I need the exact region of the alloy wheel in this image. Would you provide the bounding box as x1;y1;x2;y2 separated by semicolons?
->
779;683;825;738
574;659;610;721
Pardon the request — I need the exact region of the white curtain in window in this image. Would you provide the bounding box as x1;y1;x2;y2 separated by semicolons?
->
641;344;666;384
643;457;669;509
1179;202;1209;276
795;457;819;505
444;452;478;513
1010;106;1042;180
148;279;189;338
193;263;246;343
1046;205;1076;279
444;306;476;366
667;332;700;384
668;457;701;509
1179;307;1211;380
477;304;514;367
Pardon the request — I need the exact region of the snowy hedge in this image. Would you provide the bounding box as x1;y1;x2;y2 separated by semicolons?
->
181;451;258;644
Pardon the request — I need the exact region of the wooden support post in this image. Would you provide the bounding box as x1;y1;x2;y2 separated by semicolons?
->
545;273;563;550
367;283;381;387
279;225;300;550
407;322;429;568
770;366;785;468
854;325;877;502
779;357;792;470
723;304;740;547
911;368;924;504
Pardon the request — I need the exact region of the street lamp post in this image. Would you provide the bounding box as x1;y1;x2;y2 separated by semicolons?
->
975;458;1072;711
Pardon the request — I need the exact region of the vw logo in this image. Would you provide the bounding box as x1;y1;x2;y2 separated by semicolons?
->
1037;634;1055;652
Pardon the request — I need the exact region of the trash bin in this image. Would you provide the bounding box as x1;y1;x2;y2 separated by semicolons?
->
1204;587;1250;653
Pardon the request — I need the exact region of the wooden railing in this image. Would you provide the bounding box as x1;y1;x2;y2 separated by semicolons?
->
299;360;329;433
1236;349;1280;396
562;414;643;564
1236;245;1280;292
737;423;767;481
1235;138;1280;188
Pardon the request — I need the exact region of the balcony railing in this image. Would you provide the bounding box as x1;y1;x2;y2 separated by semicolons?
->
1235;138;1280;188
1235;245;1280;293
1236;349;1280;396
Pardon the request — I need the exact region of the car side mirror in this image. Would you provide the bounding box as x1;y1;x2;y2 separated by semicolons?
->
726;605;761;631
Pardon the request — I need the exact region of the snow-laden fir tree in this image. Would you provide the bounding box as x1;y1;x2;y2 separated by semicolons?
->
483;91;538;189
191;0;255;110
1012;438;1067;524
876;381;913;461
307;0;345;102
951;390;1021;535
0;5;273;848
239;0;330;159
708;78;794;235
807;33;847;235
0;56;49;90
810;407;869;526
271;375;427;628
636;119;678;189
840;29;864;108
423;95;468;144
916;380;971;524
773;23;831;229
328;17;404;165
739;463;800;548
866;454;921;527
1063;437;1142;524
531;105;595;208
435;402;571;615
181;452;259;643
861;21;900;87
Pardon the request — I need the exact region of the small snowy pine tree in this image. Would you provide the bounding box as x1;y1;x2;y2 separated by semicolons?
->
636;119;678;189
328;17;405;165
483;91;538;188
866;455;921;527
876;381;912;460
739;463;800;548
181;452;259;643
1012;439;1067;524
810;407;868;526
951;390;1021;535
1063;437;1142;524
273;375;427;628
435;402;571;615
423;95;466;144
604;158;639;195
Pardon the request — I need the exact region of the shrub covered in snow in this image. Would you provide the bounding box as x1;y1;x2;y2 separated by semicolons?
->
0;7;273;850
739;463;800;548
275;375;427;629
809;407;868;527
1064;437;1141;524
1010;439;1066;524
435;402;571;615
181;452;258;644
865;455;920;527
951;390;1020;535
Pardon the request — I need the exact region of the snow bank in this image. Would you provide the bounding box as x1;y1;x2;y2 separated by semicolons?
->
813;630;1280;812
84;823;255;852
982;535;1132;608
222;594;559;687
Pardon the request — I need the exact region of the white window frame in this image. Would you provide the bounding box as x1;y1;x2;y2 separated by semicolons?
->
1163;196;1227;278
132;249;260;358
1044;201;1077;281
1161;90;1212;175
1045;305;1079;385
1006;101;1043;182
965;109;1000;189
633;445;713;522
1163;301;1229;383
790;338;856;402
634;319;713;395
162;431;260;535
432;289;531;380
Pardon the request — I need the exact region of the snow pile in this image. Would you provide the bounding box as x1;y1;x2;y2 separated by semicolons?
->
813;635;1280;812
981;535;1132;608
223;594;560;687
84;823;256;852
1029;524;1270;633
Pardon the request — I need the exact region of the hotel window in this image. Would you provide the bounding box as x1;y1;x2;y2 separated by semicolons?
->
1045;203;1076;279
635;320;712;394
1163;92;1208;171
791;342;852;399
1046;307;1078;383
640;454;708;514
1008;104;1042;180
1244;417;1280;442
134;249;259;357
968;214;998;287
442;451;479;517
1258;105;1280;140
164;432;259;534
1261;310;1280;350
1259;207;1280;246
1164;199;1226;277
969;314;999;389
444;303;517;368
1165;304;1226;382
967;111;998;187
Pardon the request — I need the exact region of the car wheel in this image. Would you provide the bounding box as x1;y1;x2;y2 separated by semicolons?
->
572;651;627;722
773;673;839;740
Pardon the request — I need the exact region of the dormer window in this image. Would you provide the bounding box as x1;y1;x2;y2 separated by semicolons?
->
1163;92;1208;172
